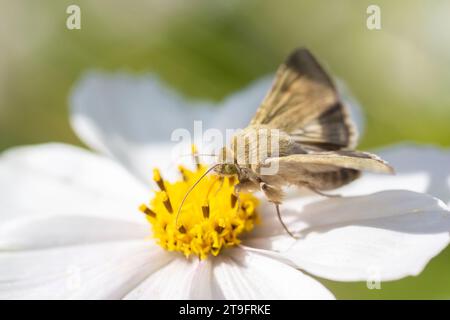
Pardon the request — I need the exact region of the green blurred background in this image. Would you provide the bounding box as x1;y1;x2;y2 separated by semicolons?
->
1;0;449;299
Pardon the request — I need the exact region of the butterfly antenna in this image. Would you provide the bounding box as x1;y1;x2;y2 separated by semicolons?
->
178;153;217;158
175;164;221;227
205;176;221;199
213;177;225;196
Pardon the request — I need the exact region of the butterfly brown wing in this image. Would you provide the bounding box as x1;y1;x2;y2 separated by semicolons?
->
250;48;357;150
248;48;393;194
266;150;394;173
263;150;394;190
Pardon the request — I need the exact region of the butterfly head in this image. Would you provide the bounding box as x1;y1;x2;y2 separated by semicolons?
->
214;163;239;176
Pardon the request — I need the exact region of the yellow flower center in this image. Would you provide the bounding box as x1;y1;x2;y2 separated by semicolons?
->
139;165;259;260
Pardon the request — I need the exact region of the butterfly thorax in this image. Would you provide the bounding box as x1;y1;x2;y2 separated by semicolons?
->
229;125;302;171
214;126;298;177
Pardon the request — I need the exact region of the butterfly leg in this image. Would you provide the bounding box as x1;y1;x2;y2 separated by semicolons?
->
258;180;296;238
259;181;285;204
234;178;259;194
274;203;298;239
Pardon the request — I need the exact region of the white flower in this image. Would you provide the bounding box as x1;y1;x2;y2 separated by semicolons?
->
0;72;449;299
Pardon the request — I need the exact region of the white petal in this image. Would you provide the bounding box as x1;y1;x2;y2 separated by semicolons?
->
338;144;450;205
246;144;450;247
276;191;450;281
212;248;334;300
0;240;174;299
0;215;149;250
0;143;148;226
70;72;272;182
242;196;300;252
125;258;213;300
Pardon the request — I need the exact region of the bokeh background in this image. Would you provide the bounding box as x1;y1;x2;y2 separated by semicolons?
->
1;0;450;299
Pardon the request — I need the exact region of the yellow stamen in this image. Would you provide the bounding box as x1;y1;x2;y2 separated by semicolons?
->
230;193;238;208
202;204;210;218
139;164;259;260
161;191;173;213
139;204;156;218
153;168;166;191
178;165;188;182
191;144;200;169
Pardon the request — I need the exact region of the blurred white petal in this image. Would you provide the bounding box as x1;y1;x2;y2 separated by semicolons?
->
0;241;174;300
70;72;272;182
209;76;272;133
246;190;450;281
70;71;212;147
211;248;334;299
